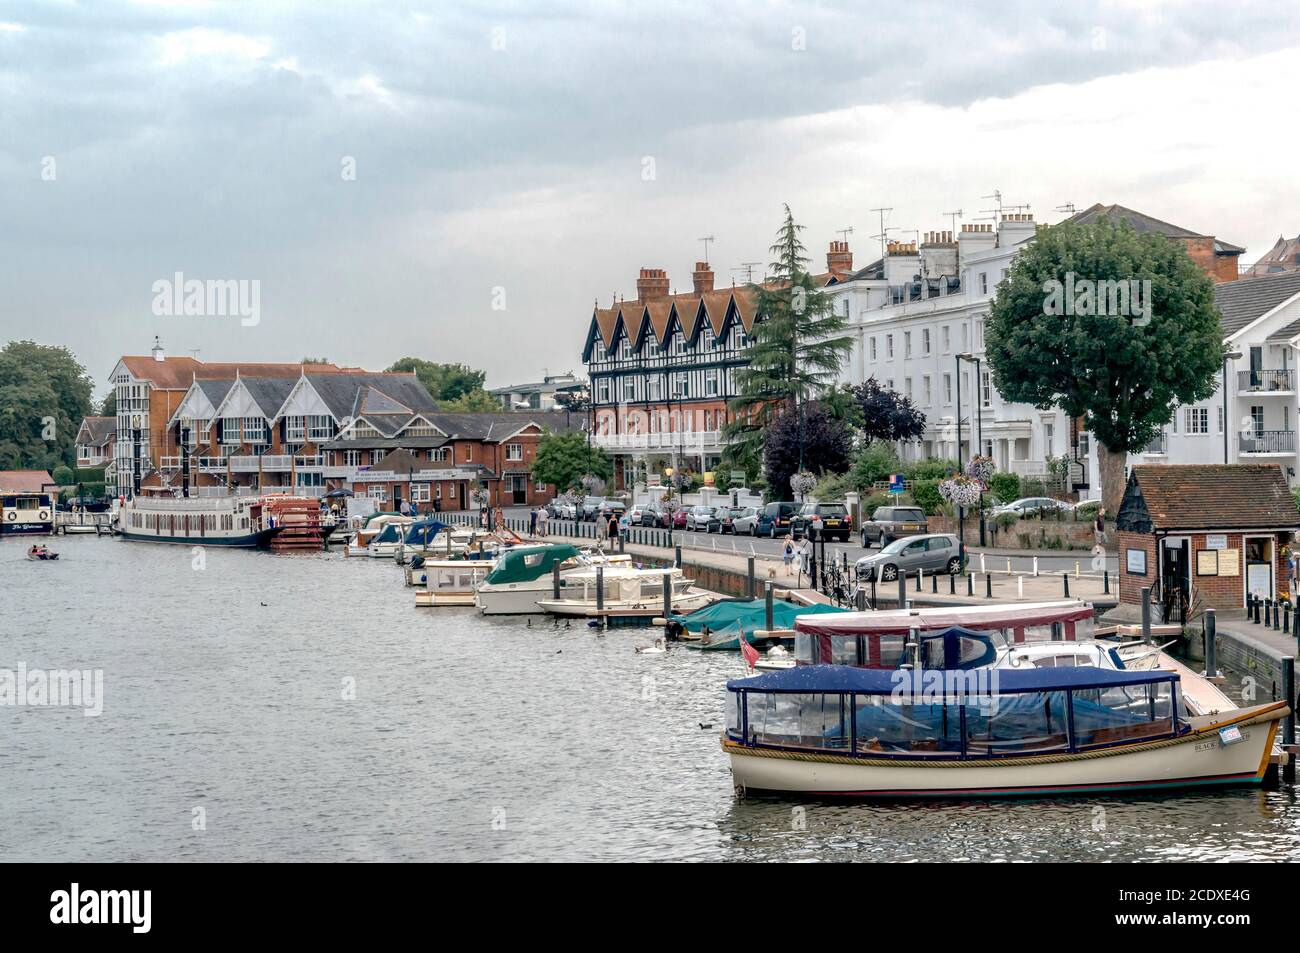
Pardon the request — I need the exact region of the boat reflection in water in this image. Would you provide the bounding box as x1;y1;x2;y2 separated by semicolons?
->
722;665;1287;799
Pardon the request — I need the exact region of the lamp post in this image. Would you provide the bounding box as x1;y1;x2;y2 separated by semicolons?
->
958;352;984;544
1223;351;1243;464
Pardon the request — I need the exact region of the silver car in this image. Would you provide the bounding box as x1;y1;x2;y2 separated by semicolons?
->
855;533;963;582
730;506;761;535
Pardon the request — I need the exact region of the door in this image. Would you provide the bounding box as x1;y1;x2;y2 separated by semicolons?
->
1245;536;1274;605
1160;538;1189;624
899;538;929;574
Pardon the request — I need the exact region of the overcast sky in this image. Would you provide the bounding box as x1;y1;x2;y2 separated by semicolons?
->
2;0;1298;397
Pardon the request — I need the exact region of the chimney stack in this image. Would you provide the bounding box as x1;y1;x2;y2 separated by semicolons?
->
827;240;853;274
636;267;670;302
692;261;714;294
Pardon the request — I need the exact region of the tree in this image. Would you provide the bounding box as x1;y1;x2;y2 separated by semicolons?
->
0;341;94;470
300;356;331;364
99;390;116;416
729;205;854;458
986;219;1223;514
386;358;487;402
438;389;501;412
848;441;902;490
762;403;853;501
530;430;613;493
851;378;926;445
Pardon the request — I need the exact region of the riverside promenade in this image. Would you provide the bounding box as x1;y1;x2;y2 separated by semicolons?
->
439;512;1117;610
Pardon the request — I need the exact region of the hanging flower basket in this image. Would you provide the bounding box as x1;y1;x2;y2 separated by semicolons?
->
790;471;817;498
470;487;490;507
938;474;982;508
966;455;995;484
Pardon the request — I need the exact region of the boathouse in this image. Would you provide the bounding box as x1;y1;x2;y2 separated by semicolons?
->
1116;464;1300;616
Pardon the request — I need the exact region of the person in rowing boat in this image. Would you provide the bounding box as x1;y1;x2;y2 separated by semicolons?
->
28;543;50;558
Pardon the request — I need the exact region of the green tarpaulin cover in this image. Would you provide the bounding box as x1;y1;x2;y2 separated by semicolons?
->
481;545;582;585
679;598;847;649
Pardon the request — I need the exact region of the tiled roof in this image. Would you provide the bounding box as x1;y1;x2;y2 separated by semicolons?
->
117;357;354;390
1119;464;1300;532
238;378;297;417
0;470;54;493
305;372;437;420
1067;203;1245;254
587;284;762;355
429;410;580;441
1246;234;1300;277
1216;270;1300;336
77;416;116;445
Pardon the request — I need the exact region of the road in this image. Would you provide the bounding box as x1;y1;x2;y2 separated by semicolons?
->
461;506;1119;575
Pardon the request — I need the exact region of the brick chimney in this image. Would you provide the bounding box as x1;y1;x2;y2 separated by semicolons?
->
692;261;714;294
827;240;853;274
636;267;670;302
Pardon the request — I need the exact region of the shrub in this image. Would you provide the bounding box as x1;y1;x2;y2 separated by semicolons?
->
1020;476;1049;497
910;479;943;515
52;465;73;486
996;512;1018;530
904;458;957;481
813;471;852;501
861;492;893;516
849;443;902;489
988;472;1020;502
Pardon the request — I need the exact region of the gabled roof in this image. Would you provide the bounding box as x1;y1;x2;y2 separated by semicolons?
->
358;386;413;416
1067;203;1245;255
77;416;116;445
238;377;297;417
114;357;354;390
371;448;425;473
305;372;437;421
428;411;580;441
1216;270;1300;337
0;470;54;493
1117;464;1300;533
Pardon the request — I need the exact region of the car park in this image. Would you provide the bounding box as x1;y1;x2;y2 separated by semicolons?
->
730;506;760;535
860;505;928;547
754;501;799;538
792;501;851;542
855;533;963;582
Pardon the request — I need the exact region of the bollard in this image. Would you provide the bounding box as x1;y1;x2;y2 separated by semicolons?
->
1285;656;1297;784
916;570;923;593
1267;598;1273;628
1103;569;1110;595
1287;602;1293;637
1276;600;1283;632
619;531;625;554
1140;586;1151;642
1033;556;1038;578
764;581;774;631
898;572;907;610
1017;575;1023;599
675;544;682;569
596;566;604;613
871;577;877;606
747;556;756;600
1062;573;1070;598
1254;595;1263;625
985;573;992;598
663;569;672;620
967;573;973;596
552;561;562;600
980;553;986;573
1006;557;1012;575
949;572;955;595
1075;561;1080;578
1204;608;1218;679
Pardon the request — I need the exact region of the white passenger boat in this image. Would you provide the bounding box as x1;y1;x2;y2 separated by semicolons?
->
723;665;1287;798
1;490;55;537
534;565;714;619
414;559;495;607
115;495;280;547
475;544;631;615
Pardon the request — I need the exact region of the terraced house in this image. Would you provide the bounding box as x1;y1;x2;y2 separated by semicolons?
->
583;250;853;490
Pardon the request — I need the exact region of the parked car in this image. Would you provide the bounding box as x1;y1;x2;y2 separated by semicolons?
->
754;501;800;538
685;505;716;532
668;506;689;529
730;506;761;535
627;503;659;527
716;506;750;534
992;497;1071;519
860;505;928;547
598;501;627;522
855;533;963;582
580;496;606;520
791;501;852;542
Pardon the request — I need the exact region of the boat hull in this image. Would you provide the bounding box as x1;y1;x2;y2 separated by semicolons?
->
536;589;715;617
476;585;550;615
415;590;477;607
725;704;1284;798
2;523;54;536
117;527;280;548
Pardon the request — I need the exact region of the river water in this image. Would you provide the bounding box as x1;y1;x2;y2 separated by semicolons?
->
5;534;1300;862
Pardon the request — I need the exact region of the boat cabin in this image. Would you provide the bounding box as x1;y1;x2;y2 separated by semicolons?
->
726;665;1183;760
792;602;1096;668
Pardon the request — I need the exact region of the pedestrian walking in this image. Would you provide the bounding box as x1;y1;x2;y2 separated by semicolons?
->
782;535;795;575
596;512;609;547
537;506;548;538
1094;507;1107;547
529;507;538;536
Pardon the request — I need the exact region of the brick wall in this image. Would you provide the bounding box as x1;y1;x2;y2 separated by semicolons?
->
1118;529;1290;609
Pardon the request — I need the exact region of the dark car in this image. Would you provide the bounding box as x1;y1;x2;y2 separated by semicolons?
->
755;501;800;538
718;506;748;534
860;505;928;548
792;502;852;542
580;496;606;521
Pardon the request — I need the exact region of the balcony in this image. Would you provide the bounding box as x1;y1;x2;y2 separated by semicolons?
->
1239;430;1296;455
1238;369;1296;394
1007;460;1048;476
1142;433;1167;455
591;430;724;452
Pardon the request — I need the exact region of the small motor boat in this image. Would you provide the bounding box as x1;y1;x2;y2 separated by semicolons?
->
27;547;59;561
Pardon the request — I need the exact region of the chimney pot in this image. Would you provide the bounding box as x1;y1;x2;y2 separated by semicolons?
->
636;267;671;302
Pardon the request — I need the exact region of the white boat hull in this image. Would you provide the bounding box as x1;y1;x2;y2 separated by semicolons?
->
536;588;715;617
726;704;1284;798
476;584;552;615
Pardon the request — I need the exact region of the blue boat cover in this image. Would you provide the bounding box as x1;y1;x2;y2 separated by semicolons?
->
404;519;450;544
679;598;847;634
727;664;1176;695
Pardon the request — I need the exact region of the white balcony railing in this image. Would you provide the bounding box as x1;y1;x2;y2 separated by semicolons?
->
1007;459;1049;476
591;430;724;452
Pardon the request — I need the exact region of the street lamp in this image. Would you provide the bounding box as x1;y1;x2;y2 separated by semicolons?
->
958;352;984;545
1223;351;1243;464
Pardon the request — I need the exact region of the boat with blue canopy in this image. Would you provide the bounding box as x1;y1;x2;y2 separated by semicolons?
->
675;599;848;650
722;664;1286;798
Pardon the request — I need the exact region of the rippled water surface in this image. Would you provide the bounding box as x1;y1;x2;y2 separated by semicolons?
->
5;535;1300;862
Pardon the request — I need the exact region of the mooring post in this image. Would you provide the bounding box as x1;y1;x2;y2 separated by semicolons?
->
1103;569;1110;595
596;566;604;613
675;544;682;569
1284;656;1296;784
747;556;756;600
949;572;955;595
1204;608;1218;679
1140;585;1151;642
916;569;922;593
898;572;907;610
985;573;992;598
552;561;561;600
931;571;938;594
764;580;774;631
967;573;973;597
663;569;672;620
1062;573;1070;598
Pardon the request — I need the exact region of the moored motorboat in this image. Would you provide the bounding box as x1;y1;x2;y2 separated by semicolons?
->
414;559;495;607
723;665;1287;798
534;565;714;619
475;544;632;615
343;512;403;556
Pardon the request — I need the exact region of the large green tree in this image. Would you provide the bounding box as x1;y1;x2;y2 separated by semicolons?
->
530;430;612;493
728;205;854;460
985;219;1223;514
0;341;94;470
438;388;500;412
386;358;487;402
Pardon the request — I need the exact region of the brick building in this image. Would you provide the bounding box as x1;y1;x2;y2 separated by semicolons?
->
1116;464;1300;616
